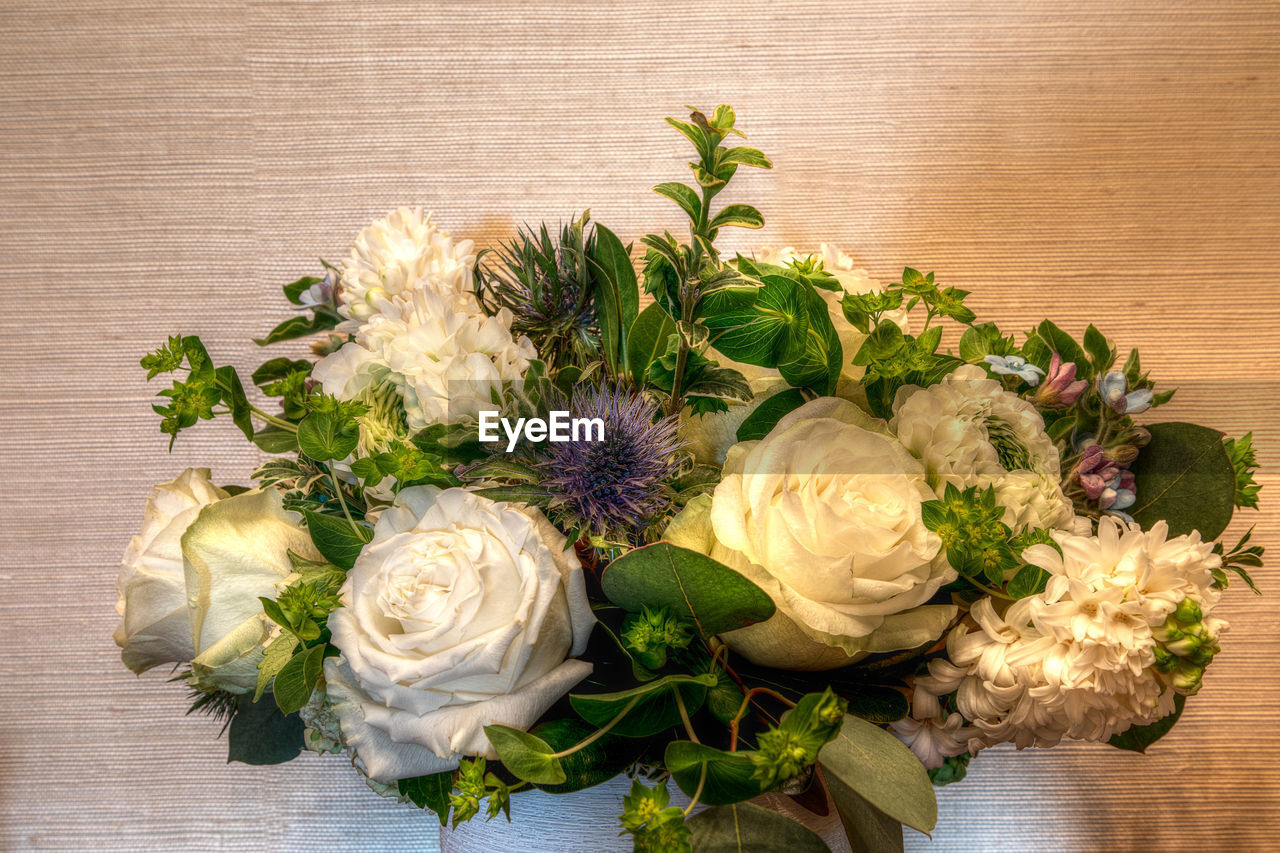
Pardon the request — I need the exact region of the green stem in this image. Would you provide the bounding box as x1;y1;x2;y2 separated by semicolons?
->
329;466;359;534
674;689;700;745
549;695;642;760
249;404;298;433
682;763;708;817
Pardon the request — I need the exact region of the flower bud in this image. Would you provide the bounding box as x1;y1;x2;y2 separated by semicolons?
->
1152;646;1177;673
1105;445;1139;465
1164;632;1203;657
1173;598;1203;625
365;285;387;304
1173;661;1205;694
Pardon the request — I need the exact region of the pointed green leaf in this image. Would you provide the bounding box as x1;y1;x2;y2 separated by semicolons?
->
709;204;765;231
1108;693;1186;752
736;388;808;442
272;643;326;715
303;510;371;570
818;714;937;834
483;725;565;784
654;182;702;224
399;772;454;825
627;302;676;386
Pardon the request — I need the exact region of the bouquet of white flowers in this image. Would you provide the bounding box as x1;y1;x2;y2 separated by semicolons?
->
114;106;1264;852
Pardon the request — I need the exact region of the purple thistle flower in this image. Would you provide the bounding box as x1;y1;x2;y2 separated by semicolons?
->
539;383;684;543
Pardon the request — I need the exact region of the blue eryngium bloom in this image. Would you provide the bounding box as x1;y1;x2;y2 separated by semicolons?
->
1098;369;1153;415
983;354;1045;386
539;383;684;543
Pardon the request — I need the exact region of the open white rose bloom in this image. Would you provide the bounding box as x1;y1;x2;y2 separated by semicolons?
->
324;486;594;782
114;109;1265;850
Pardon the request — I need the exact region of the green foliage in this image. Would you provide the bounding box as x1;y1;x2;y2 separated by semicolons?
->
1214;527;1264;594
818;713;937;834
569;673;716;738
297;397;366;462
620;779;692;853
252;357;311;420
529;718;645;794
226;692;304;766
649;334;752;416
748;688;846;788
304;510;372;570
627;302;677;386
620;606;694;671
958;322;1015;363
600;542;775;642
140;335;257;447
589;222;641;377
665;741;763;806
687;802;829;853
735;388;808;442
825;770;905;853
398;772;453;826
1108;694;1186;753
852;319;962;419
271;642;328;715
1129;422;1237;540
448;758;514;826
927;752;971;787
482;725;565;785
1224;432;1262;509
255;270;340;346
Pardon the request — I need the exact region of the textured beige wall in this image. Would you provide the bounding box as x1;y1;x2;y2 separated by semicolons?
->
1;1;1277;850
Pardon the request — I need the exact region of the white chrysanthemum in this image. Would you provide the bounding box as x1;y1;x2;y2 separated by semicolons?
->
891;364;1073;532
912;517;1226;754
337;208;480;329
314;288;536;430
890;693;973;770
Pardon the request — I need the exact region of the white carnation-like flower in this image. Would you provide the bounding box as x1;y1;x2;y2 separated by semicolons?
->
912;517;1226;753
314;288;536;429
338;207;479;328
891;364;1073;532
324;486;595;783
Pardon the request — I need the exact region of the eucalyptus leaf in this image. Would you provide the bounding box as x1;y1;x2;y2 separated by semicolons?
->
818;714;937;834
824;769;905;853
688;803;830;853
600;542;775;641
1129;422;1236;540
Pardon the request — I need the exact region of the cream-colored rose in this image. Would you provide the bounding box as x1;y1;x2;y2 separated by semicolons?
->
667;398;957;670
115;468;228;673
324;487;595;782
183;488;323;693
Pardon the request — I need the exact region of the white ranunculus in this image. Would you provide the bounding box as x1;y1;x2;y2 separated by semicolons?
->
114;468;229;673
183;488;323;693
891;364;1073;532
912;517;1226;754
667;398;957;670
314;288;536;430
324;486;595;783
337;207;479;329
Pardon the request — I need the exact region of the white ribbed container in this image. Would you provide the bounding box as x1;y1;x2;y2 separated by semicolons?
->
438;775;852;852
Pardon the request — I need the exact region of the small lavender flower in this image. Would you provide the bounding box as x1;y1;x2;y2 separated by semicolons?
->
539;383;684;543
1099;369;1153;415
1033;352;1088;409
1101;471;1137;522
984;354;1045;386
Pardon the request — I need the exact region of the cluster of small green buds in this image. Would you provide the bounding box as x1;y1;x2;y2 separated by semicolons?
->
1152;598;1220;695
620;606;693;671
447;758;513;826
619;779;691;853
920;485;1016;586
749;688;847;789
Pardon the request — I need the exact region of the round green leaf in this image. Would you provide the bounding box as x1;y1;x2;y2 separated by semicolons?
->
665;741;764;806
569;673;715;738
483;725;565;785
530;718;645;794
1129;422;1236;540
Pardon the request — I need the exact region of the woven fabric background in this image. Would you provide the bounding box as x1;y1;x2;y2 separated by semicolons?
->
1;1;1277;850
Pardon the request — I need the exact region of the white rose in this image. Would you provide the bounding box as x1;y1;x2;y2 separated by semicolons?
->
324;486;595;782
667;398;957;670
115;468;228;673
182;488;323;693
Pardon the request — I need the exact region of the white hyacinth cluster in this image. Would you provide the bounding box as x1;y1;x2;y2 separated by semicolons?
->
313;208;536;429
897;517;1227;766
892;364;1074;533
